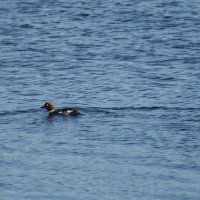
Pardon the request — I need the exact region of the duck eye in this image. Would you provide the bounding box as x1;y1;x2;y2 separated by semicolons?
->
46;103;49;107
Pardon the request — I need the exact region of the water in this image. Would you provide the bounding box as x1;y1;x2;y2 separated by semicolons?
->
0;0;200;199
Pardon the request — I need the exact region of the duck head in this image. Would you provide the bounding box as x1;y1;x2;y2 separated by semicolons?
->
41;102;55;112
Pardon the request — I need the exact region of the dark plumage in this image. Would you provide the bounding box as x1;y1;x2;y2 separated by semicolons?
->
41;102;81;116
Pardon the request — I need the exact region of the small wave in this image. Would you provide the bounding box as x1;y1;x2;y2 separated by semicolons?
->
0;106;199;118
0;108;40;117
80;106;200;114
77;12;90;17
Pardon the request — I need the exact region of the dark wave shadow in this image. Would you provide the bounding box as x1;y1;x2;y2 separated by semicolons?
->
80;106;200;113
0;108;40;117
0;106;200;118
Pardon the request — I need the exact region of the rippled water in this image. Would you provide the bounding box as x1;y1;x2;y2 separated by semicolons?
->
1;0;200;199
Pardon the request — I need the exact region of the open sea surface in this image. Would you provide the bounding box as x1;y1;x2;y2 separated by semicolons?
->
0;0;200;199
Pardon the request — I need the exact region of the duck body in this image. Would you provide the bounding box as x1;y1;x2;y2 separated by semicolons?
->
41;102;81;116
49;108;81;116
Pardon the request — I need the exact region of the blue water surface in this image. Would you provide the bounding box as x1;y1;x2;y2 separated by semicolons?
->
0;0;200;199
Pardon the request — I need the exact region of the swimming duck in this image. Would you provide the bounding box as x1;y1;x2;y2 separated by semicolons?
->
41;102;81;116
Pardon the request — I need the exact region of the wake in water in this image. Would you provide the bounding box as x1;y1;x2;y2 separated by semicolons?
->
1;106;200;117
